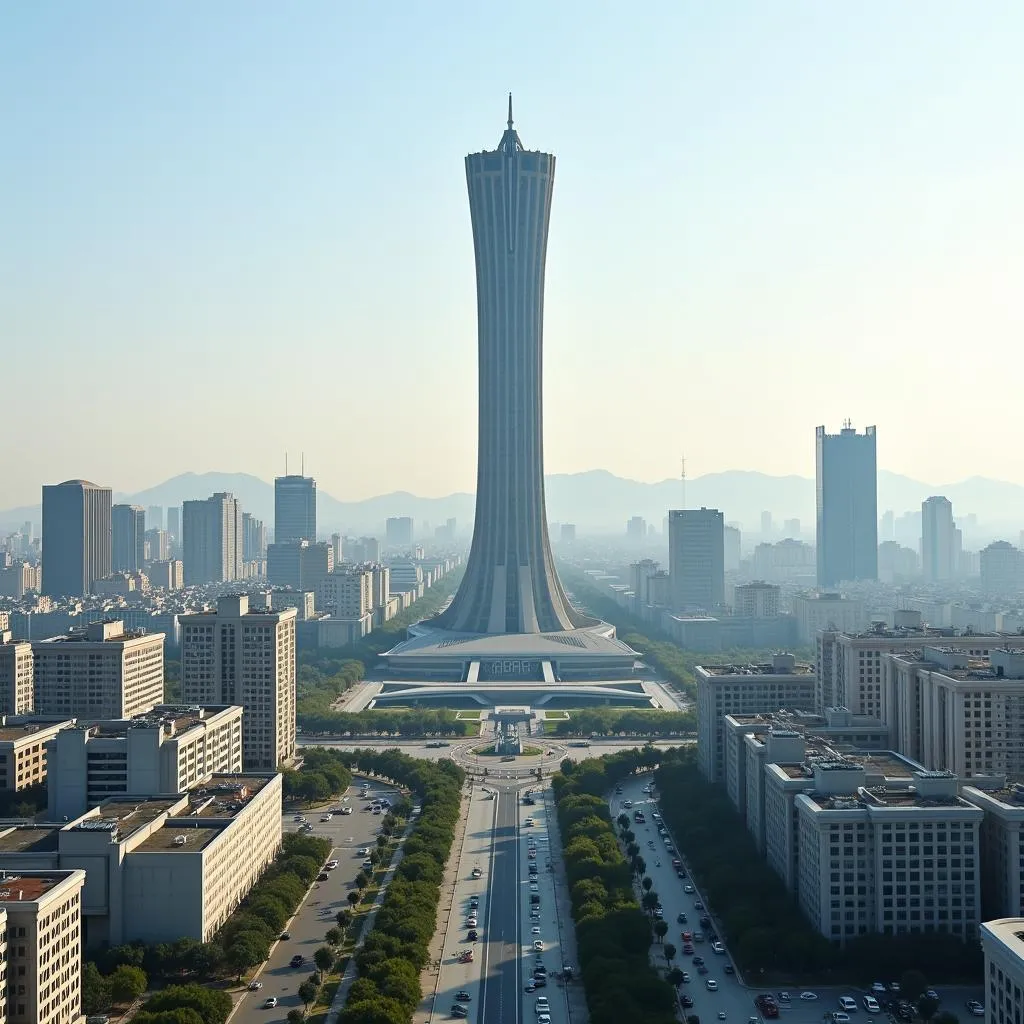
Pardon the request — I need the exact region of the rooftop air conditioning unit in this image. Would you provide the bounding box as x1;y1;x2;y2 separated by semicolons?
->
173;835;187;846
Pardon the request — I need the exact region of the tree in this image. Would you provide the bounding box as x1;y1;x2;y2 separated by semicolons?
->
144;984;233;1024
642;876;653;892
355;871;370;890
918;996;940;1022
900;970;928;1003
667;967;685;987
633;855;646;877
348;890;361;908
626;842;640;860
336;909;352;929
377;835;388;850
225;938;264;982
135;1011;205;1024
287;1011;305;1024
314;946;334;980
326;926;343;946
109;963;148;1005
654;920;669;943
617;813;630;829
934;1013;959;1024
82;961;111;1015
664;942;677;965
298;979;319;1009
641;890;660;915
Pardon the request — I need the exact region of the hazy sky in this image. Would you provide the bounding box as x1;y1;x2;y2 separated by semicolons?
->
4;2;1024;507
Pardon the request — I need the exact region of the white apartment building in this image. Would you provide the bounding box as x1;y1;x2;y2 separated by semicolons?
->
47;704;244;820
696;655;817;782
0;773;281;947
794;592;867;645
796;767;981;946
733;581;781;619
32;620;165;721
0;633;33;715
982;919;1024;1024
962;782;1024;921
180;596;296;771
882;647;1024;778
0;869;85;1024
818;621;1004;719
317;568;372;618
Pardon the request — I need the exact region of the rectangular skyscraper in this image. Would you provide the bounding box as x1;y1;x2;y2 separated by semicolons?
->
668;508;725;612
385;517;414;548
921;496;956;582
815;423;878;587
182;493;243;586
112;504;146;571
180;595;297;771
274;474;316;544
41;479;112;597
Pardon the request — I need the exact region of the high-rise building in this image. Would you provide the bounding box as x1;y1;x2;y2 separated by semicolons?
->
982;920;1024;1024
0;632;34;714
760;511;773;536
180;595;297;771
242;512;267;562
668;508;725;612
981;541;1022;595
112;504;146;572
724;524;741;571
385;517;414;548
921;496;956;582
166;505;180;542
435;101;586;635
274;474;316;545
146;505;164;532
783;518;800;539
626;517;646;542
182;493;243;586
145;528;169;562
345;536;380;563
33;620;165;720
267;540;333;593
815;423;878;587
733;581;780;618
41;479;112;598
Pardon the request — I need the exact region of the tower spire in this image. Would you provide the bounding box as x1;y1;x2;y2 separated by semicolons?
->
507;93;513;129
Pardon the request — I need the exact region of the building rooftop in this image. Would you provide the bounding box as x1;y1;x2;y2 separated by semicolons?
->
0;720;69;742
0;828;59;854
84;705;236;739
700;662;813;677
70;798;182;839
0;874;71;901
185;776;274;818
134;825;221;853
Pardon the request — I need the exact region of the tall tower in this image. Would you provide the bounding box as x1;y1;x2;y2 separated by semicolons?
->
41;480;112;597
436;99;586;634
815;422;878;587
274;473;316;544
921;496;956;581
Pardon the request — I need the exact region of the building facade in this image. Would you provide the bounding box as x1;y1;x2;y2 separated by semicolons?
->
32;620;165;720
182;493;243;586
982;918;1024;1024
921;496;956;582
0;634;34;715
111;504;146;573
180;596;296;771
815;423;878;587
274;475;316;545
733;581;780;618
41;480;112;598
668;508;725;612
433;102;587;636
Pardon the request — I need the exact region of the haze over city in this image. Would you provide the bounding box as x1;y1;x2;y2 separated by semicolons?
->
6;2;1024;507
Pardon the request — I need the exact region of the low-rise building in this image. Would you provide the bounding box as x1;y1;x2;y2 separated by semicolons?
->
32;620;165;721
47;704;244;820
0;772;281;946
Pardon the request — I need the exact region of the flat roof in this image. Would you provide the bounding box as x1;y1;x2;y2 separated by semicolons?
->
701;663;813;676
0;828;59;854
71;798;181;838
187;775;275;818
134;826;220;853
0;875;70;901
0;723;65;742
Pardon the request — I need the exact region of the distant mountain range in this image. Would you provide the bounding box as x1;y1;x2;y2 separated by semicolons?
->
5;469;1024;536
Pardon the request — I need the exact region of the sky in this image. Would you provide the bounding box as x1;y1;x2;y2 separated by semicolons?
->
3;2;1024;507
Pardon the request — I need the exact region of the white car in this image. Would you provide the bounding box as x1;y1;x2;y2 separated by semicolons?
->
467;917;478;928
524;818;535;827
357;847;370;856
536;998;550;1012
247;980;263;990
706;979;718;991
538;1016;552;1024
532;926;541;935
341;807;353;815
834;1015;851;1023
263;997;278;1008
533;940;544;951
326;860;339;870
684;885;695;894
711;941;725;954
870;983;886;996
320;814;332;822
800;992;819;1001
838;997;857;1012
471;867;482;878
863;997;880;1013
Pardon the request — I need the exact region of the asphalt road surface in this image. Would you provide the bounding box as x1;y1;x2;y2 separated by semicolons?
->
232;779;399;1024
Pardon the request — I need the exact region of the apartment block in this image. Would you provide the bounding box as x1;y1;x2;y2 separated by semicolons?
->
0;634;34;715
182;492;243;586
882;646;1024;777
147;559;184;591
696;655;817;782
982;919;1024;1024
318;567;372;618
0;869;85;1024
180;596;296;771
47;704;244;820
961;782;1024;920
267;541;333;594
796;767;981;945
733;581;780;619
818;619;1004;719
0;719;74;794
0;774;281;947
32;620;165;721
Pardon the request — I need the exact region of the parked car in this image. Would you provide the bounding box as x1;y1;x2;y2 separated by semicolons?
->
838;997;857;1012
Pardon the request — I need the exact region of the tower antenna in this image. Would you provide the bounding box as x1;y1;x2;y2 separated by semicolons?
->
507;93;513;129
285;452;288;476
681;453;687;510
301;452;305;476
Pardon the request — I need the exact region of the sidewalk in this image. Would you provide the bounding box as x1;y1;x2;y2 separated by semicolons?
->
322;813;417;1024
412;779;475;1024
543;786;590;1024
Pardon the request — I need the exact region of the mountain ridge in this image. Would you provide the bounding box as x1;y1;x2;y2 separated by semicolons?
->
4;468;1024;535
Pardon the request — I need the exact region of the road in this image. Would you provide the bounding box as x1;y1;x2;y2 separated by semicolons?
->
232;779;399;1024
611;774;985;1024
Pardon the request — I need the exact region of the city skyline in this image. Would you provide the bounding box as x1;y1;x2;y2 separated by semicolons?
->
5;4;1024;503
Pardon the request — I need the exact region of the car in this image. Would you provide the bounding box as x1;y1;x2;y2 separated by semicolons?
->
467;917;477;927
925;990;939;1002
458;950;474;964
665;845;675;853
834;1015;851;1023
533;975;547;988
622;800;633;808
801;992;819;1001
718;1014;727;1021
698;965;709;975
643;785;652;793
681;972;691;983
326;859;339;870
672;859;682;868
247;980;263;990
536;998;550;1010
340;806;353;814
530;909;540;918
777;993;791;1003
533;968;547;980
647;840;656;849
838;997;857;1012
451;1005;468;1019
692;956;705;966
684;885;695;894
863;997;880;1013
263;997;278;1009
706;979;718;991
525;981;536;993
293;814;304;822
524;818;535;827
682;995;694;1008
530;882;539;891
290;954;304;968
682;944;694;955
966;1002;985;1018
712;941;725;954
357;847;370;856
469;896;480;907
317;872;329;881
533;940;544;951
538;1016;552;1024
724;964;735;975
320;814;332;822
889;983;901;994
677;912;687;923
471;867;482;878
528;851;537;860
532;926;541;935
700;916;712;928
279;931;290;940
467;928;478;940
694;901;704;910
456;991;471;1002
